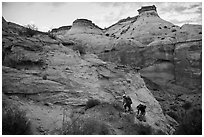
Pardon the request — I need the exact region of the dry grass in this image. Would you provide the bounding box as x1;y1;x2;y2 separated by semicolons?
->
62;117;110;135
174;108;202;135
2;100;32;135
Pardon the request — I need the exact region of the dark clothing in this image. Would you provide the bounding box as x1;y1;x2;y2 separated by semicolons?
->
123;96;132;112
137;104;146;116
124;103;131;112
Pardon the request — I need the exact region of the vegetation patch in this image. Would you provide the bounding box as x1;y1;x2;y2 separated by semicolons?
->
136;123;153;135
85;99;100;110
2;100;32;135
62;117;110;135
174;108;202;135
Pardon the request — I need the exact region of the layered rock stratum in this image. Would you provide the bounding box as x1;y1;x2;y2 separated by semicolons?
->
2;16;175;134
2;5;202;135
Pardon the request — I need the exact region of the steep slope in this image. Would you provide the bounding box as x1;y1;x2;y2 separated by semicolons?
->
2;18;174;134
99;5;202;90
46;6;202;131
105;5;177;45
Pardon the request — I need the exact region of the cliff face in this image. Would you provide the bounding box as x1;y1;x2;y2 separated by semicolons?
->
49;6;202;108
137;5;157;14
98;5;202;92
2;17;174;134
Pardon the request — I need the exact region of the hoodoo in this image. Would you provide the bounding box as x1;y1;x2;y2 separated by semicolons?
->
137;5;157;14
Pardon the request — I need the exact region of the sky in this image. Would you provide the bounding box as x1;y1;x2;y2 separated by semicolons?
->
2;1;202;32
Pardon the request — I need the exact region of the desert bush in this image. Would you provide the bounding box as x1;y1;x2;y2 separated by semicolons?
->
63;118;110;135
174;109;202;135
42;75;47;80
136;123;152;135
182;102;192;111
2;101;32;135
85;99;100;110
170;104;178;111
24;24;38;37
72;44;86;55
171;29;177;32
18;24;38;37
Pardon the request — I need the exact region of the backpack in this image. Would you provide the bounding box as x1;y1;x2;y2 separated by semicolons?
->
126;96;132;104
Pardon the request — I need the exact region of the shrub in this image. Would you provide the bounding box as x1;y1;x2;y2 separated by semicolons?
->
85;99;100;110
171;29;177;32
136;123;152;135
182;102;192;111
42;75;47;80
2;101;32;135
170;104;178;111
164;26;167;29
174;109;202;135
63;118;110;135
24;24;38;37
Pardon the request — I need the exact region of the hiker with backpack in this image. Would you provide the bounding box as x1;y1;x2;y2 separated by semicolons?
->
122;94;132;113
137;103;146;116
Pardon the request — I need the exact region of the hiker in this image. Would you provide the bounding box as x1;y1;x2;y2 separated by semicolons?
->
123;94;132;113
137;104;146;116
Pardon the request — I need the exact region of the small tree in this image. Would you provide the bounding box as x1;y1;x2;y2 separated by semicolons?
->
24;24;38;37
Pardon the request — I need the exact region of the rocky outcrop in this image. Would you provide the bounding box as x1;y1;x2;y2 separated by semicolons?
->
51;25;71;33
105;5;176;45
53;18;114;53
137;5;157;14
99;37;202;91
174;39;202;90
98;6;202;92
2;4;201;134
2;19;175;134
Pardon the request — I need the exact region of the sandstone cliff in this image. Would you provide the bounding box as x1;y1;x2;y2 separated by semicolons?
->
49;6;202;132
2;17;175;134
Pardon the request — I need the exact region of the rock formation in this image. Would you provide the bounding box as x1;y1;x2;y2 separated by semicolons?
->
2;17;175;134
137;5;157;14
52;18;115;53
49;6;201;131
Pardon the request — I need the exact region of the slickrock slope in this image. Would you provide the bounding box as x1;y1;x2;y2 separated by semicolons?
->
2;17;174;134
